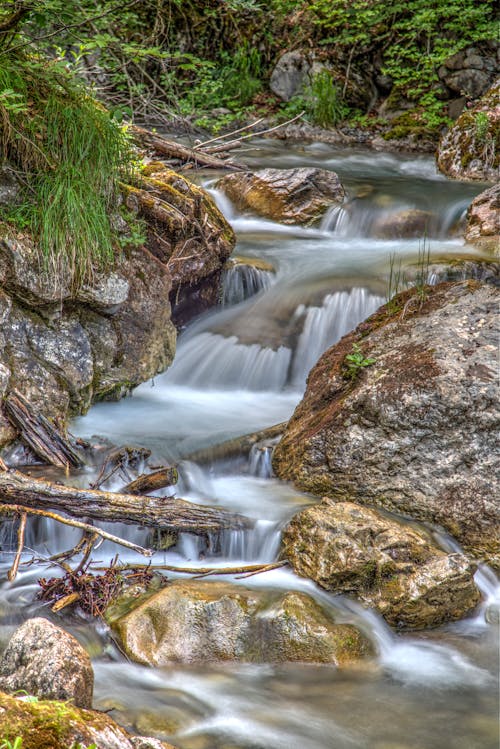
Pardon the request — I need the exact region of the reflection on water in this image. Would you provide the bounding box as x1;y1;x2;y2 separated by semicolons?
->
1;141;497;749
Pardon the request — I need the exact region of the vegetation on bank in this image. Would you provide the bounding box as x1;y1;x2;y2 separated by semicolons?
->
5;0;495;136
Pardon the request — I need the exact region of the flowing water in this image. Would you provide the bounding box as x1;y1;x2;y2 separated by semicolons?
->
0;141;498;748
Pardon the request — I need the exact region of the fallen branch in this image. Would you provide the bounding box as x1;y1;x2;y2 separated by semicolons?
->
121;466;178;495
0;504;152;558
4;390;83;468
130;124;245;171
92;560;288;578
0;468;251;533
7;511;26;582
184;422;286;464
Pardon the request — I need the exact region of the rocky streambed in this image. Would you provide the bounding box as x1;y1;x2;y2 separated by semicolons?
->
0;132;499;749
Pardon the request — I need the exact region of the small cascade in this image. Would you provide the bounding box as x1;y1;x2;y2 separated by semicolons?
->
248;442;275;478
221;262;274;307
319;204;350;235
164;332;292;391
215;520;282;563
290;288;384;387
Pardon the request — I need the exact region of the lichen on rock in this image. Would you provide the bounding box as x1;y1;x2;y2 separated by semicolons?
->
273;280;500;568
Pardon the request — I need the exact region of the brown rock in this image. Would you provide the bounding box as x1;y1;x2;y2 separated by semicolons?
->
0;618;93;708
464;183;500;252
373;209;436;239
216;167;345;225
273;281;500;567
282;500;480;629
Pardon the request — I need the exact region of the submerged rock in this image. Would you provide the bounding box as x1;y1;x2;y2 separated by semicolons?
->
0;690;176;749
273;281;500;568
0;618;93;708
437;78;500;181
464;183;500;252
372;209;436;239
216;167;345;225
282;500;480;629
108;580;371;666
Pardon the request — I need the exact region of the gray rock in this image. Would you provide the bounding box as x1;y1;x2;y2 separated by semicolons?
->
273;281;500;568
372;209;436;239
443;69;490;98
437;78;500;181
270;50;312;101
282;500;480;629
0;618;93;708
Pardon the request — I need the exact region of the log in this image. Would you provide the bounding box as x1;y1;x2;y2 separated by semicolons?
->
0;468;251;533
130;125;245;171
121;466;178;495
4;390;83;468
184;422;286;465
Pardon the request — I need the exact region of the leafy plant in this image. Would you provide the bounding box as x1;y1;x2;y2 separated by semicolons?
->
308;70;347;127
0;738;23;749
343;343;376;380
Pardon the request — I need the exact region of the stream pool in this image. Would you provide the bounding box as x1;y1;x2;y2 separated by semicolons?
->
1;140;498;749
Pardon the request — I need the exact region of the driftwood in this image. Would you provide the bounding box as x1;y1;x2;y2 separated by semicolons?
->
184;422;286;465
121;466;178;495
93;560;288;579
4;390;83;468
90;445;152;489
130;124;245;171
0;467;250;533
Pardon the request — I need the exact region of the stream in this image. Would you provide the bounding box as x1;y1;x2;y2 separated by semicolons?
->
0;140;498;748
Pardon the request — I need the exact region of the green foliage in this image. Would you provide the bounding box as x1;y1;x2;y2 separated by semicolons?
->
308;70;347;127
0;738;23;749
343;343;376;380
474;111;490;143
304;0;496;132
0;52;130;287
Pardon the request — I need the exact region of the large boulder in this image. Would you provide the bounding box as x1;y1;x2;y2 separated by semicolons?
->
282;500;480;629
437;78;500;181
0;690;176;749
0;163;235;449
464;183;500;252
0;618;93;708
107;580;371;666
216;167;345;225
273;281;500;568
270;50;313;102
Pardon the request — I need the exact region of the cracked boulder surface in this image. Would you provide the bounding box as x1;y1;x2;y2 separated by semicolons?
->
273;280;500;568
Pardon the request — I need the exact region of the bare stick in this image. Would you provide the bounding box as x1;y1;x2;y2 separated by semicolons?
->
92;560;288;577
7;512;27;582
0;505;152;557
194;118;266;150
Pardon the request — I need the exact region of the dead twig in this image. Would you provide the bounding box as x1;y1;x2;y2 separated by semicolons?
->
7;512;27;582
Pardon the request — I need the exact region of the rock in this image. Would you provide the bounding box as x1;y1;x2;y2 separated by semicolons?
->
270;50;312;101
437;78;500;181
0;161;235;449
0;238;176;436
372;209;436;239
0;690;177;749
108;580;371;665
124;164;234;326
464;183;500;252
273;281;500;568
0;618;93;708
438;45;498;99
282;499;480;629
217;168;345;225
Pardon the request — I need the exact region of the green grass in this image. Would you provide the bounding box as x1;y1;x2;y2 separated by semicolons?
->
0;55;130;288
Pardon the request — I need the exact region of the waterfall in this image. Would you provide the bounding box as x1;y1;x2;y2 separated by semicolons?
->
221;263;274;307
290;288;384;387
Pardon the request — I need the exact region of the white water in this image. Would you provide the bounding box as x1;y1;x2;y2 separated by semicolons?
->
1;141;497;749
